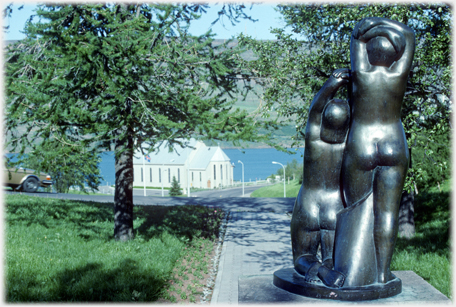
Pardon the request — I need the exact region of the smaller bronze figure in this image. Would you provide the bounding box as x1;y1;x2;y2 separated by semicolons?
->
290;68;350;288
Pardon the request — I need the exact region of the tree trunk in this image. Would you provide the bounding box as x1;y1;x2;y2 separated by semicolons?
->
398;190;415;239
114;132;135;241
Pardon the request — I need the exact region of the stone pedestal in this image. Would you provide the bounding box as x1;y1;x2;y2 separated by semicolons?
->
238;271;451;304
273;268;401;301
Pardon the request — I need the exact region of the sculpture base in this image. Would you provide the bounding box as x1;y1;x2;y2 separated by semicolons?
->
273;268;401;301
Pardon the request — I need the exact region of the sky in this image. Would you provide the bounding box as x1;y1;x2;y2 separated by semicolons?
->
2;2;298;41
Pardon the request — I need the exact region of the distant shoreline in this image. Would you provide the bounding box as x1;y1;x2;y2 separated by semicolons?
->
5;145;305;154
5;142;304;155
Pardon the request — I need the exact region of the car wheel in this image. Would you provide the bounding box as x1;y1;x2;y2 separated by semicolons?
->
22;177;39;193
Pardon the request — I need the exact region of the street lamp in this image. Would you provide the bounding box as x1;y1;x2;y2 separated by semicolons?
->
186;150;192;198
272;161;286;198
187;168;190;197
143;155;147;197
162;159;174;197
238;160;244;196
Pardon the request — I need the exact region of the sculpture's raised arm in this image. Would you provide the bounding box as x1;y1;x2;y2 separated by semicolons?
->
351;17;415;73
306;68;350;139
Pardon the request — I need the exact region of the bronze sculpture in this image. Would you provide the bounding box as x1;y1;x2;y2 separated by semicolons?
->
274;17;415;301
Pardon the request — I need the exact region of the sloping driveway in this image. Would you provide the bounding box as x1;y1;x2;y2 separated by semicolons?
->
5;192;295;212
4;190;295;213
4;184;295;213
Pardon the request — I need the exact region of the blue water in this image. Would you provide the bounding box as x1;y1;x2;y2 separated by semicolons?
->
224;148;304;182
7;148;305;185
5;153;19;162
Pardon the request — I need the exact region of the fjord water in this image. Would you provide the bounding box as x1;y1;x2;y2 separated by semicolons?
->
224;148;305;182
99;147;304;186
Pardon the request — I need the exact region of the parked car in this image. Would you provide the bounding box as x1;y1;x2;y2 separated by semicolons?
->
4;163;53;193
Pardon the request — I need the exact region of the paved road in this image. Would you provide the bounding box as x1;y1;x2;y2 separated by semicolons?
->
97;183;270;198
5;186;295;213
190;184;270;198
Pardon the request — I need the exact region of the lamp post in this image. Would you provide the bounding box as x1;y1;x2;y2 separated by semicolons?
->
162;159;174;197
161;163;165;197
143;155;147;197
272;161;286;198
187;168;190;197
238;160;244;196
187;167;193;197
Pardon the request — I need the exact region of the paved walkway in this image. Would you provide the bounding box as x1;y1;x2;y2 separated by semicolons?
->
211;210;294;304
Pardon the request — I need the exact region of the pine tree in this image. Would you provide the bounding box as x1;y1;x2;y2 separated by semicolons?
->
5;3;277;241
169;176;182;196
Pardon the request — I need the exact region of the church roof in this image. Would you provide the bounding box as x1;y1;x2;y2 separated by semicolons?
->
211;147;231;162
133;138;231;169
133;139;197;165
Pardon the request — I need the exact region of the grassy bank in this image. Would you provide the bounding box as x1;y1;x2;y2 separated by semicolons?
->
251;179;452;299
5;195;223;302
250;179;301;198
391;180;451;299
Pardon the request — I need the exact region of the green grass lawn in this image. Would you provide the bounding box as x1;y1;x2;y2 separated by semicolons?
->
250;179;301;198
5;195;223;302
391;180;452;299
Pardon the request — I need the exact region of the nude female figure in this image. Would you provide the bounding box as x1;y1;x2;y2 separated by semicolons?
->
342;17;415;284
291;68;350;287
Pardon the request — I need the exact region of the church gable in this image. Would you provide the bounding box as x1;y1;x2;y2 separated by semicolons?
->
211;147;230;162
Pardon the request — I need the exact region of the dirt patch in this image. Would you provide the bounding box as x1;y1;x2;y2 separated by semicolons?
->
159;239;218;304
156;211;228;304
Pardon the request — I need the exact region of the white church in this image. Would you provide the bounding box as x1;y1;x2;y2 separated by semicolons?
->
132;138;233;192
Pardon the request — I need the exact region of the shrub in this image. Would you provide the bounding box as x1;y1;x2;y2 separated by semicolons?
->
169;176;182;196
